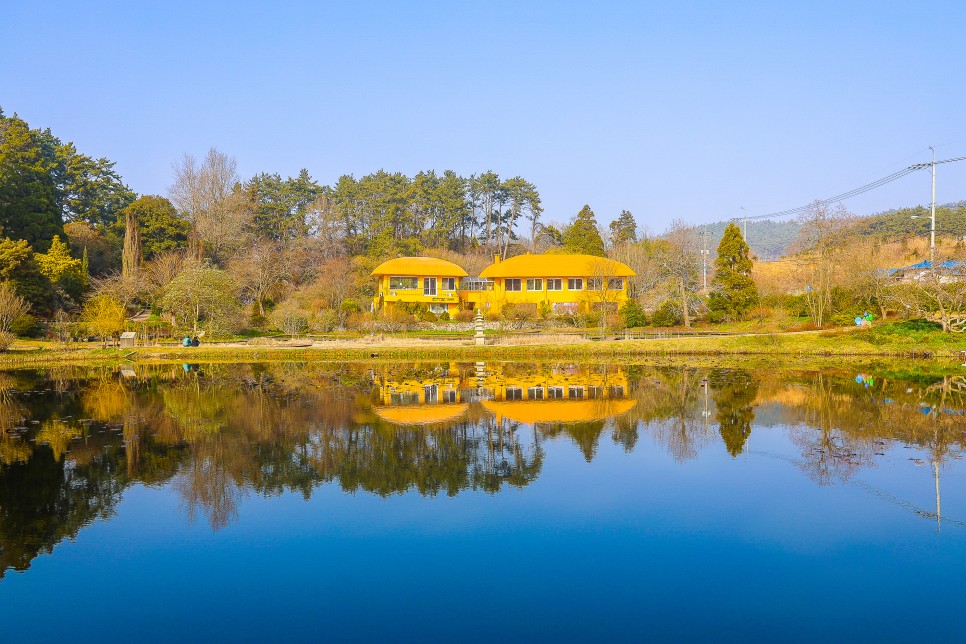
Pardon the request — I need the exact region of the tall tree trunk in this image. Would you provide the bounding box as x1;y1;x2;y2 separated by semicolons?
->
679;279;691;328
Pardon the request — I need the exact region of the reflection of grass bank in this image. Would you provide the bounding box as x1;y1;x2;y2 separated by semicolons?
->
3;324;966;368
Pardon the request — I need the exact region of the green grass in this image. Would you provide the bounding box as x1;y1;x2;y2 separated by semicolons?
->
3;324;966;370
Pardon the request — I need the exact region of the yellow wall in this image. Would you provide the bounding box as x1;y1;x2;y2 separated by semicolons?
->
373;273;463;315
373;363;629;405
461;277;629;314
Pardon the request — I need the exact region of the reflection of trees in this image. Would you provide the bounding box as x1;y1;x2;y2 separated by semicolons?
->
709;369;759;457
3;361;966;578
633;367;713;462
0;374;31;466
0;444;126;578
538;421;606;462
305;416;543;496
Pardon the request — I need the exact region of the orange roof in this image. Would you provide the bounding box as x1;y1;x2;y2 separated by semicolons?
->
479;254;635;278
373;403;469;426
481;398;637;424
371;257;468;277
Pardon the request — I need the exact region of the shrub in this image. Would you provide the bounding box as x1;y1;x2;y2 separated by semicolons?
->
0;331;13;351
619;299;647;328
606;313;626;333
438;311;451;322
707;309;725;324
485;309;500;322
454;309;475;322
538;300;553;320
417;309;437;323
502;303;536;322
651;301;682;327
339;298;361;314
887;318;941;333
11;313;40;337
312;309;340;333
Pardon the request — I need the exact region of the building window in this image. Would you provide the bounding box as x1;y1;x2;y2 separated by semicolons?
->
429;303;448;314
568;386;584;399
548;387;564;399
587;278;603;291
526;278;543;291
608;278;624;290
567;278;583;290
588;386;604;399
442;389;457;403
546;278;562;291
505;278;522;292
390;276;418;290
441;277;456;290
506;387;523;401
424;384;439;404
390;391;420;405
424;277;437;296
527;387;545;400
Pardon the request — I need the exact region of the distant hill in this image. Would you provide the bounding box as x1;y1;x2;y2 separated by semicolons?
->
696;200;966;259
695;219;800;261
851;203;966;239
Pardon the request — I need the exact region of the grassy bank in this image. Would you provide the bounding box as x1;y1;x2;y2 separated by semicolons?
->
2;324;965;369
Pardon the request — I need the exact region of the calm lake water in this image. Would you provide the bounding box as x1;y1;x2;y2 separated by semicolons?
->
1;361;965;641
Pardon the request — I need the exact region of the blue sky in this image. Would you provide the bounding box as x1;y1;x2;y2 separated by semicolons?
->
2;1;964;233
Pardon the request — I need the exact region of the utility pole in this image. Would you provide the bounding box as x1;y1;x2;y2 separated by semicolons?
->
930;145;936;267
700;229;709;292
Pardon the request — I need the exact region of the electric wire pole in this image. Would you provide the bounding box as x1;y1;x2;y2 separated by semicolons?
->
701;230;709;291
930;145;936;267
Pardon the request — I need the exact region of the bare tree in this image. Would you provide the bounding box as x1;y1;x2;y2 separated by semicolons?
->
657;220;702;328
889;257;966;332
792;202;854;327
229;240;291;317
586;258;624;338
169;148;251;262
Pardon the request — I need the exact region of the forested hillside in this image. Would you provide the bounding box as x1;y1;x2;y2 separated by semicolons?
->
696;202;966;260
694;220;800;260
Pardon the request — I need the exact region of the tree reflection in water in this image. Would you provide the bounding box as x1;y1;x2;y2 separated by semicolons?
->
0;361;964;576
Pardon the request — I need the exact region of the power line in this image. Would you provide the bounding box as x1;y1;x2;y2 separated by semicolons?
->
736;155;966;222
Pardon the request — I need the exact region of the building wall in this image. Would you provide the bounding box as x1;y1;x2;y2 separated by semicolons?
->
461;276;629;314
372;273;463;314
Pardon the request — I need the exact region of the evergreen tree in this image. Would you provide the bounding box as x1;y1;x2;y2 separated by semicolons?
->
708;223;758;321
563;205;605;256
709;369;758;457
609;209;637;246
0;114;63;250
119;196;190;260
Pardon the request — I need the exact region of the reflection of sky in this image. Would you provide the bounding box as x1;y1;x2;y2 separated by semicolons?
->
2;421;965;641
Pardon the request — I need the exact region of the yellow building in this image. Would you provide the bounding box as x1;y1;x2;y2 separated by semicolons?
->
466;253;636;314
371;257;468;315
371;362;635;427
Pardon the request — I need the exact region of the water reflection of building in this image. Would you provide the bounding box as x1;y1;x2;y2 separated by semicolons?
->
371;363;636;427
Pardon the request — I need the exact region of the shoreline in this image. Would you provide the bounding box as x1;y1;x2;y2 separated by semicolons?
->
3;329;965;369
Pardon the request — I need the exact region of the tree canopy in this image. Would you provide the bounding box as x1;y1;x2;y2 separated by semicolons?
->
563;205;605;256
708;223;758;321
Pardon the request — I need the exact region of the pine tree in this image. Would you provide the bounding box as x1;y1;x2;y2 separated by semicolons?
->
563;205;605;256
609;210;637;246
708;223;758;321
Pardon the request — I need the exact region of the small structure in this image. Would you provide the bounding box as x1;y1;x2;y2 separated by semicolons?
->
887;260;966;283
119;331;137;348
474;310;486;346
